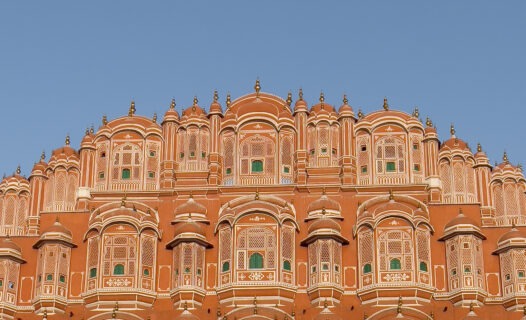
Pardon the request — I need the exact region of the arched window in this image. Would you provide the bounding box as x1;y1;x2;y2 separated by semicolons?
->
89;268;97;278
419;261;428;272
249;253;264;269
113;264;125;275
121;168;131;179
363;263;372;274
390;258;401;270
222;261;230;272
251;160;264;173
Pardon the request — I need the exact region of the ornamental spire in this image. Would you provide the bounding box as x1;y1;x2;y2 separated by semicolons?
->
383;97;389;111
102;115;108;125
213;90;218;103
65;135;70;146
450;124;456;137
343;94;348;105
412;106;419;118
298;88;304;101
128;100;136;116
426;117;433;127
503;151;509;163
41;150;46;161
170;98;176;109
286;92;292;106
16;165;21;175
193;96;198;106
477;143;482;153
254;79;261;97
226;93;231;109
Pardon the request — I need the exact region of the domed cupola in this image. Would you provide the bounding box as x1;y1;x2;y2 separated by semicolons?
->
301;215;348;246
80;126;95;147
337;94;354;118
493;152;523;176
167;218;212;249
0;236;25;264
181;96;207;121
33;218;76;249
3;166;30;190
30;152;48;179
162;98;180;123
309;92;338;120
293;88;309;114
207;90;223;117
174;194;207;220
493;225;526;254
440;124;472;154
424;117;437;135
48;135;80;168
306;189;342;220
439;208;486;241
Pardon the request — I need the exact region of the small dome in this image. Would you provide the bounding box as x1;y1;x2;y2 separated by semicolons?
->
34;219;76;249
174;220;205;237
444;210;478;230
307;193;341;216
308;217;341;234
163;99;180;123
0;237;21;253
440;209;485;241
498;227;526;244
175;196;207;217
338;95;354;116
293;93;309;114
0;237;25;263
208;92;223;116
42;220;72;237
181;97;207;119
441;137;470;151
31;153;48;176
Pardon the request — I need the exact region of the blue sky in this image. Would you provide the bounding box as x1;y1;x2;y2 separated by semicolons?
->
0;1;525;177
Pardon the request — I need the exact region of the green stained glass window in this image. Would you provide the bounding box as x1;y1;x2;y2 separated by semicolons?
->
390;258;401;270
121;168;131;179
222;261;230;272
251;160;263;173
386;162;396;172
89;268;97;278
249;253;264;269
363;263;372;274
46;274;53;281
283;260;291;271
419;261;428;272
113;264;125;275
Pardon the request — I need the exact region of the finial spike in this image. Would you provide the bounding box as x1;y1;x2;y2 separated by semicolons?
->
65;135;70;146
358;109;364;119
193;96;198;106
503;151;509;163
90;126;94;134
85;127;90;135
426;117;432;127
298;88;303;101
477;143;482;153
170;98;176;109
152;113;157;123
383;97;389;111
286;92;292;106
16;165;21;175
213;90;218;103
41;150;46;161
129;100;136;116
343;94;348;105
413;107;419;118
254;79;261;96
102;115;108;125
450;124;456;136
226;93;231;108
319;91;325;104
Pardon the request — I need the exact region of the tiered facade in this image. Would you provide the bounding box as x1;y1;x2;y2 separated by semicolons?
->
0;82;525;319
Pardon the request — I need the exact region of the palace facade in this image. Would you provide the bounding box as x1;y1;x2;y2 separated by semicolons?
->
0;82;525;319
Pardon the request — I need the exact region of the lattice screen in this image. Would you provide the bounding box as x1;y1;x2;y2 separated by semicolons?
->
237;226;276;270
377;228;413;272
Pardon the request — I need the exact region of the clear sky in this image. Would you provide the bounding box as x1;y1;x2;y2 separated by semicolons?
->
0;1;525;177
